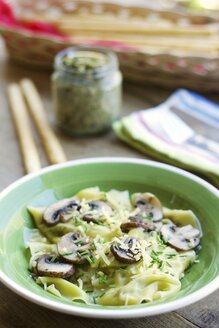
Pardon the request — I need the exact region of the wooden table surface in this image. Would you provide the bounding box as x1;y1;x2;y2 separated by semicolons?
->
0;37;218;328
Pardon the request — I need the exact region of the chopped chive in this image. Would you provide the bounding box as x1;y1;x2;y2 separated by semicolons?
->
86;256;94;265
142;213;153;220
92;241;97;250
99;279;105;284
74;240;82;245
61;252;73;256
92;295;97;304
166;261;172;267
151;250;159;261
109;284;116;288
150;250;163;269
99;276;108;285
99;291;106;298
114;244;120;250
148;261;155;268
77;250;89;257
50;255;57;262
156;233;166;247
92;218;102;225
158;260;164;269
75;217;83;226
166;254;176;259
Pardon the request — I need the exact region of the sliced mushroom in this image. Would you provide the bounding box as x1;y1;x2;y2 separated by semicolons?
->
132;193;163;222
43;198;81;226
57;232;91;264
36;254;75;278
82;200;112;224
161;223;200;251
120;216;156;233
110;237;142;264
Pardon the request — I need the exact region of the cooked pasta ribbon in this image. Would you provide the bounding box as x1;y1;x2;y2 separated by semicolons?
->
26;187;201;306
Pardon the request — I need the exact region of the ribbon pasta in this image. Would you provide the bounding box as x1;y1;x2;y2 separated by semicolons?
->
26;187;201;306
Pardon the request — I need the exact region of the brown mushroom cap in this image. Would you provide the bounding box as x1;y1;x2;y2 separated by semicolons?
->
132;193;163;222
161;223;200;251
36;254;75;278
57;232;91;264
43;198;80;226
82;200;112;224
120;216;156;233
110;237;142;264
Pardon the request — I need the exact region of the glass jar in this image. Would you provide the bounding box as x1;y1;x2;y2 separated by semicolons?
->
52;47;122;136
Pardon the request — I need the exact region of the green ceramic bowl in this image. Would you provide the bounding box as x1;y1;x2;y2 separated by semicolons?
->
0;158;219;319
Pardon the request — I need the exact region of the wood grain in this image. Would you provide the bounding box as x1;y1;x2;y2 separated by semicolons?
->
20;78;67;165
0;37;218;328
178;293;219;328
0;283;200;328
7;83;42;174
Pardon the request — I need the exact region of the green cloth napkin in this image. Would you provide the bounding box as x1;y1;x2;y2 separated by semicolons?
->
113;90;219;188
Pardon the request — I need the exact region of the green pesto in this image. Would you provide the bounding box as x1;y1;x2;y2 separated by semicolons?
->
52;48;122;136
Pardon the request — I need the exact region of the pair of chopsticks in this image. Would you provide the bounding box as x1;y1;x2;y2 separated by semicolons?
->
7;79;66;174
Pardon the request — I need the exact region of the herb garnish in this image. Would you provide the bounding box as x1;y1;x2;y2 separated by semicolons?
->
166;261;172;268
166;254;176;259
91;218;102;225
61;251;73;256
86;255;94;265
99;274;108;285
92;295;97;304
77;250;90;257
156;233;166;247
74;217;83;226
50;255;57;263
149;250;163;269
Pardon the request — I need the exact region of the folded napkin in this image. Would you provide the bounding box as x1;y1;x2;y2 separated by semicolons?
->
0;0;66;38
113;89;219;187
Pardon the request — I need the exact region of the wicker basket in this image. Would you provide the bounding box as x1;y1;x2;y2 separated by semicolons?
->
1;0;219;92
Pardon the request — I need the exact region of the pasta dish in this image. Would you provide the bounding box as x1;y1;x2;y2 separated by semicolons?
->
25;187;201;306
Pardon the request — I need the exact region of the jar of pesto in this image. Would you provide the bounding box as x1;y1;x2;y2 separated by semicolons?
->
52;47;122;135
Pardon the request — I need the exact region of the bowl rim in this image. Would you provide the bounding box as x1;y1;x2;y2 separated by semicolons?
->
0;157;219;318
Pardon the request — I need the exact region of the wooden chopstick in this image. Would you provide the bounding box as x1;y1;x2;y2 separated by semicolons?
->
7;84;42;174
20;79;67;165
